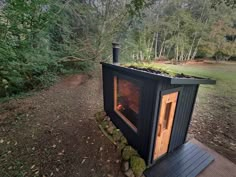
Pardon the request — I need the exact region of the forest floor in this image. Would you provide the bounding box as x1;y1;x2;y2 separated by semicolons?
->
0;70;124;177
0;62;235;177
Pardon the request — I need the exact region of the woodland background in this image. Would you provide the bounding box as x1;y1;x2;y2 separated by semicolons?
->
0;0;235;98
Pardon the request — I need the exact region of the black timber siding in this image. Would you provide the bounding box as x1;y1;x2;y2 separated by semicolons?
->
148;80;181;164
102;66;113;113
168;85;199;152
149;82;199;164
102;65;158;163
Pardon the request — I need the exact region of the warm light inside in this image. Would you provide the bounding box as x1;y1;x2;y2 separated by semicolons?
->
114;76;141;131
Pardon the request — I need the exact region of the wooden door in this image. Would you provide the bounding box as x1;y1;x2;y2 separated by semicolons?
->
153;92;179;160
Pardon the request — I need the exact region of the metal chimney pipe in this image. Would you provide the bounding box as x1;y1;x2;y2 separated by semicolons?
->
112;42;120;64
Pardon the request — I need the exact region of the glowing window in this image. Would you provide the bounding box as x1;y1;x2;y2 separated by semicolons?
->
114;76;141;132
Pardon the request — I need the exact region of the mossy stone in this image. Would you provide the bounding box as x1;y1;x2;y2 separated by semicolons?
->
122;146;138;161
108;121;116;129
100;120;109;129
107;126;114;135
95;111;106;122
121;160;130;172
104;116;111;121
124;169;135;177
130;156;146;177
117;143;126;153
99;111;107;117
120;136;128;145
112;129;122;142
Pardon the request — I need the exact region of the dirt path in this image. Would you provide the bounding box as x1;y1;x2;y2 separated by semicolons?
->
0;73;124;177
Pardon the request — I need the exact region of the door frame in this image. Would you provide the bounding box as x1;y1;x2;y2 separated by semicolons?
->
152;87;182;162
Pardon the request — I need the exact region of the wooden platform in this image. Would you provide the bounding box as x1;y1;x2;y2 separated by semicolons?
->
144;141;214;177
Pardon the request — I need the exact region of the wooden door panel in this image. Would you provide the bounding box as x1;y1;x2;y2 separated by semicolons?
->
154;92;178;160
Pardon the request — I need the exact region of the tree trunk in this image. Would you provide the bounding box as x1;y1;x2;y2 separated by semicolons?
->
176;19;180;61
154;33;158;59
176;44;179;61
191;37;201;60
166;45;173;59
163;46;166;56
140;51;144;61
159;37;165;58
180;46;184;61
147;33;156;60
187;34;197;60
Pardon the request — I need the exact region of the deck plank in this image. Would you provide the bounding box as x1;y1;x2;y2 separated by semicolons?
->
167;150;209;177
165;147;206;177
186;155;214;177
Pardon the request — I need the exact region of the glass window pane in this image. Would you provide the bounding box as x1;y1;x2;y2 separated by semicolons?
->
163;102;172;129
114;76;141;131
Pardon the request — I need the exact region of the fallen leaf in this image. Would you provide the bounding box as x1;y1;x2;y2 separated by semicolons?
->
81;159;86;164
31;165;35;169
58;152;63;156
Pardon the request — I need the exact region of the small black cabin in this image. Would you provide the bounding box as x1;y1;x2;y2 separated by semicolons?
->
101;43;216;166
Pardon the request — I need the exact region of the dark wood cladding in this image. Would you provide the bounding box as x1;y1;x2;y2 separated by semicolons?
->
101;63;215;166
169;85;199;152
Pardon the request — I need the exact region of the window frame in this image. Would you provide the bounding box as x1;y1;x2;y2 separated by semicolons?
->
113;73;143;133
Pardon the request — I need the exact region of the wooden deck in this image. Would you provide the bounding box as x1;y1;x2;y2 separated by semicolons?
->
190;139;236;177
144;141;214;177
144;139;236;177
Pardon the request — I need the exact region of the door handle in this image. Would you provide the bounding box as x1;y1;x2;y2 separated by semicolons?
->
158;124;162;136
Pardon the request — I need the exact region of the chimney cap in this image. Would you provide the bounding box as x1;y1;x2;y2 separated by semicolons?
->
112;42;120;48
